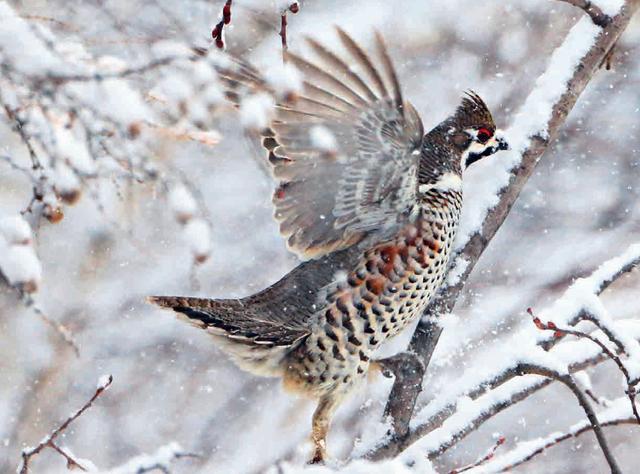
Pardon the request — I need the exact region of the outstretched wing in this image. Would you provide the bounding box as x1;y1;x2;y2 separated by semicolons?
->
268;28;424;260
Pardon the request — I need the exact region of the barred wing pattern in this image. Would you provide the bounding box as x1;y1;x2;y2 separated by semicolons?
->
269;28;424;260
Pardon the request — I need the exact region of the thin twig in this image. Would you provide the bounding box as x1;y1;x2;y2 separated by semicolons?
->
449;435;506;474
494;417;638;472
32;56;182;85
19;291;80;356
279;3;299;63
529;308;640;426
1;103;42;171
211;0;232;49
18;375;113;474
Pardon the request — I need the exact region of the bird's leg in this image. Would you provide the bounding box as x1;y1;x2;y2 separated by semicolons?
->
310;394;339;464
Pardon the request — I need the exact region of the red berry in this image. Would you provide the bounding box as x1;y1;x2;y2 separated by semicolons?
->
223;1;232;24
547;321;557;329
215;37;224;49
289;2;299;13
212;25;220;39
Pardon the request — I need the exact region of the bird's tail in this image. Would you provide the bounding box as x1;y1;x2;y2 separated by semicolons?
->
147;296;308;377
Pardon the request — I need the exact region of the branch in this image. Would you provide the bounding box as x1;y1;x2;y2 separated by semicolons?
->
279;3;300;61
24;293;80;356
367;242;640;461
449;435;505;474
104;443;200;474
530;309;640;425
377;0;640;454
490;415;638;472
18;375;113;474
558;0;612;27
211;1;232;49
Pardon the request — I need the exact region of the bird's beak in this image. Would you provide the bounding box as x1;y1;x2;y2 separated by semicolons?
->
494;130;509;151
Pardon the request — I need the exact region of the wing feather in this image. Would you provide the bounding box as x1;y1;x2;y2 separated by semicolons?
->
266;31;423;259
209;30;425;260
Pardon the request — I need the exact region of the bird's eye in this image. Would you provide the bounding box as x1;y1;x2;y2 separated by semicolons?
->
477;128;492;143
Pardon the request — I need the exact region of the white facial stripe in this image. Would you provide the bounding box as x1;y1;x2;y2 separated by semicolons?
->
418;172;462;194
461;132;502;170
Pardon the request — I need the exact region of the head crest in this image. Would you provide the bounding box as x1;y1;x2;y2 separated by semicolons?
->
455;91;495;129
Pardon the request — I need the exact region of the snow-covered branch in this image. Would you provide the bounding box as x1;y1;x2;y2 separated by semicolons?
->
371;239;640;463
104;443;199;474
377;0;640;453
482;398;637;473
557;0;614;27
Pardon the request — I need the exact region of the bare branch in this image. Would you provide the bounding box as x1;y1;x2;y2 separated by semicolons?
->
18;375;113;474
279;3;299;61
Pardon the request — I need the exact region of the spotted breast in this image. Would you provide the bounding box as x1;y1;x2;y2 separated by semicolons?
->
283;187;462;397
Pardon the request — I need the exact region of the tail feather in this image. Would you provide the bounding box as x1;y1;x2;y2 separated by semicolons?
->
146;295;309;377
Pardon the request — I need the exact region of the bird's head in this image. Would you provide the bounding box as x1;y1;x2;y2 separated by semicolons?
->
448;91;509;171
418;92;508;192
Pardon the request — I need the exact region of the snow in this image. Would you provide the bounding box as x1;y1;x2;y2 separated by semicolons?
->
0;244;42;290
54;162;81;197
239;92;276;130
266;62;303;100
53;122;95;175
408;243;640;458
1;1;639;473
168;185;197;224
593;0;625;16
97;374;113;390
446;256;469;286
310;125;338;153
478;397;633;473
0;215;32;245
183;218;212;261
0;2;69;75
456;17;600;245
270;446;436;473
0;215;41;292
105;442;188;474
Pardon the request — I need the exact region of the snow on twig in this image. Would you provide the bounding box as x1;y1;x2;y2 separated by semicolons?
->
104;442;199;474
449;435;505;473
529;307;640;425
480;398;637;473
17;375;113;474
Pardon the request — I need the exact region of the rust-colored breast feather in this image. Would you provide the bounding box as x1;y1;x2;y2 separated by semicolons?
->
283;192;461;396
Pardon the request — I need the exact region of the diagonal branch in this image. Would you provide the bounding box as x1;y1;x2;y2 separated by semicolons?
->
530;309;640;425
375;0;640;457
558;0;612;27
491;415;638;472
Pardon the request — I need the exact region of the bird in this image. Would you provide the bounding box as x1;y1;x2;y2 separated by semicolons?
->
148;27;509;464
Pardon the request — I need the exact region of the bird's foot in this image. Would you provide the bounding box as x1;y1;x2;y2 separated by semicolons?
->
309;447;326;465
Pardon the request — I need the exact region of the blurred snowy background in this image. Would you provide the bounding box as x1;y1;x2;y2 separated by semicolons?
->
1;0;639;472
